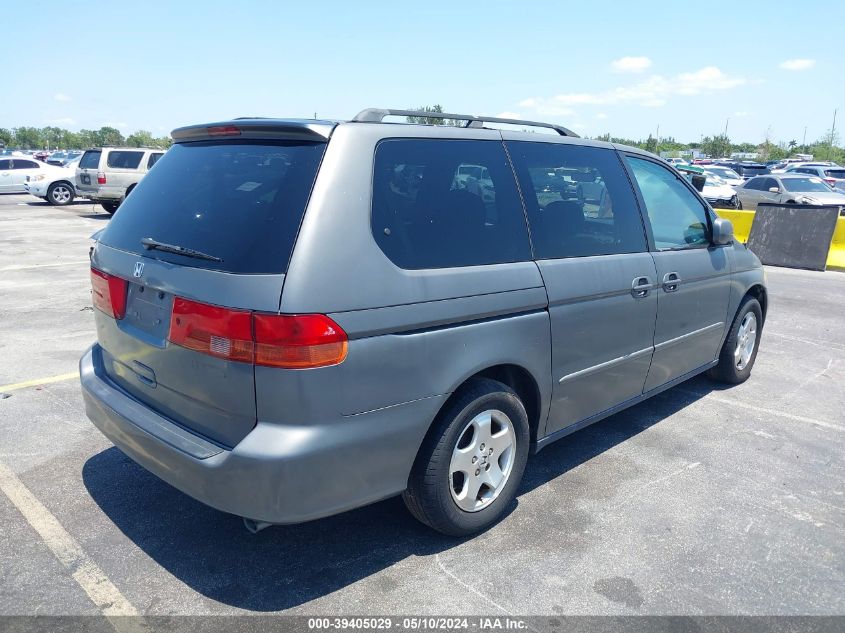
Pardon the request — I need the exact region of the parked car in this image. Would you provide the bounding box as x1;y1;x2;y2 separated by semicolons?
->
785;165;845;190
771;161;838;174
701;173;741;209
0;157;51;193
702;165;744;187
46;150;83;167
735;174;845;210
75;147;165;214
80;109;767;536
24;157;83;205
716;161;769;180
664;157;688;166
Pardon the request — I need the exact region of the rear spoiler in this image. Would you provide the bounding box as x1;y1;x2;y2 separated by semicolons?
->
171;119;336;143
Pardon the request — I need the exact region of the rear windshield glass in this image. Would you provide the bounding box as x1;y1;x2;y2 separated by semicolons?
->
106;151;144;169
739;165;767;174
99;141;326;274
79;150;101;169
825;170;845;178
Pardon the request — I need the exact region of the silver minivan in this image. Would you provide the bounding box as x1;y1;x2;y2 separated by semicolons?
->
76;146;165;214
80;110;767;535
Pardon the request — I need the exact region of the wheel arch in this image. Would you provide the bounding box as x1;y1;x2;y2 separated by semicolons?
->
746;284;768;324
437;364;543;445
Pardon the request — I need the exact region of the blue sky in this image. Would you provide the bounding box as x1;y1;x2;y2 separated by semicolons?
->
3;0;841;144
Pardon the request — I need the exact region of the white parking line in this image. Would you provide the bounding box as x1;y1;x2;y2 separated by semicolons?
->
0;461;140;620
0;260;90;272
676;389;845;432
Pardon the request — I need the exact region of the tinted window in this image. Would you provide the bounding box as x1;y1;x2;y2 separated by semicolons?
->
79;150;101;169
0;160;10;170
147;153;163;169
371;139;531;269
99;141;326;274
13;160;39;170
507;141;646;259
744;177;767;191
106;151;144;169
626;156;710;250
762;178;779;191
826;170;845;178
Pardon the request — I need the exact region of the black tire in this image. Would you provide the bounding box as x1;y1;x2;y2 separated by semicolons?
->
403;378;530;536
47;181;75;206
708;296;763;384
101;201;120;215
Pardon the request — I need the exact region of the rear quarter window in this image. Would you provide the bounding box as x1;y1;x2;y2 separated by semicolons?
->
371;139;531;269
106;151;144;169
99;140;326;274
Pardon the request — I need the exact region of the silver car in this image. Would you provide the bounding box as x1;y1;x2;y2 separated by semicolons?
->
786;165;845;192
75;146;165;214
80;109;767;536
736;174;845;210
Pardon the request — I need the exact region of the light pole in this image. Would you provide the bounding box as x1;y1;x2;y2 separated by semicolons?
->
724;117;730;137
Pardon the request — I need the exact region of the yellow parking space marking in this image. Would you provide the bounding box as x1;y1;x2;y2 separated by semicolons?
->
0;372;79;393
0;461;139;618
0;260;90;272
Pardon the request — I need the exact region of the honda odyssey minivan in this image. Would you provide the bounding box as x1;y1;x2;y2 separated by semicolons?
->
80;109;767;535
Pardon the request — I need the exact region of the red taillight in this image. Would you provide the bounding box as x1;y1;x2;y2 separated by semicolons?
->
254;314;348;369
824;178;836;187
166;298;347;369
90;267;127;319
207;125;241;137
168;298;253;363
97;172;106;185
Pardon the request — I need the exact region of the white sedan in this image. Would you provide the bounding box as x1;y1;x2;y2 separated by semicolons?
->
23;157;83;206
0;156;50;193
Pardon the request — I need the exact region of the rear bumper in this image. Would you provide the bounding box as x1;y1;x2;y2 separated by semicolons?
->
80;344;445;524
75;185;122;201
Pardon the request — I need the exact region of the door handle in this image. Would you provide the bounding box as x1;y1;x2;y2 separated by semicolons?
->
631;276;653;298
662;272;682;292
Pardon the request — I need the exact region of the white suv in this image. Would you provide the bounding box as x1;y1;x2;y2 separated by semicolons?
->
76;147;165;214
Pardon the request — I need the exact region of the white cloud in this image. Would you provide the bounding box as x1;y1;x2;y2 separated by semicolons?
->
103;121;128;128
595;112;609;120
779;58;815;71
518;98;538;108
53;92;71;102
611;56;652;73
496;112;523;119
47;117;76;125
520;66;747;112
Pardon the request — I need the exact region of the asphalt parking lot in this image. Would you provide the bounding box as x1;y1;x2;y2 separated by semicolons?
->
1;192;844;617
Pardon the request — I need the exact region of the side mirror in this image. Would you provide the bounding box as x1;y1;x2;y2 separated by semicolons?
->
691;173;706;192
768;186;780;193
712;217;734;245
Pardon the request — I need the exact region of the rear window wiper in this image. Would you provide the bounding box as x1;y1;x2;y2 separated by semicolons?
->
141;237;223;262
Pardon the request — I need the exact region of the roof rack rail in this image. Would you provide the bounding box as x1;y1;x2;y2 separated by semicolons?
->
352;108;579;137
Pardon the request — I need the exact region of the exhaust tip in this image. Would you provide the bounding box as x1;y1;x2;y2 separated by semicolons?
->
242;517;273;534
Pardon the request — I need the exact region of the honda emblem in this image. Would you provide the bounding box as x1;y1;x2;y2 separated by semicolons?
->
133;262;144;278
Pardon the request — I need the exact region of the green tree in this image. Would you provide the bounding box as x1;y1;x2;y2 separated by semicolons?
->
0;128;13;147
13;127;44;149
94;126;125;146
701;134;731;159
126;130;156;147
643;134;658;154
406;104;462;126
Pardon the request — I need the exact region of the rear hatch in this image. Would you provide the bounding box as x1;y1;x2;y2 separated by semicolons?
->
76;149;102;192
90;125;331;447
